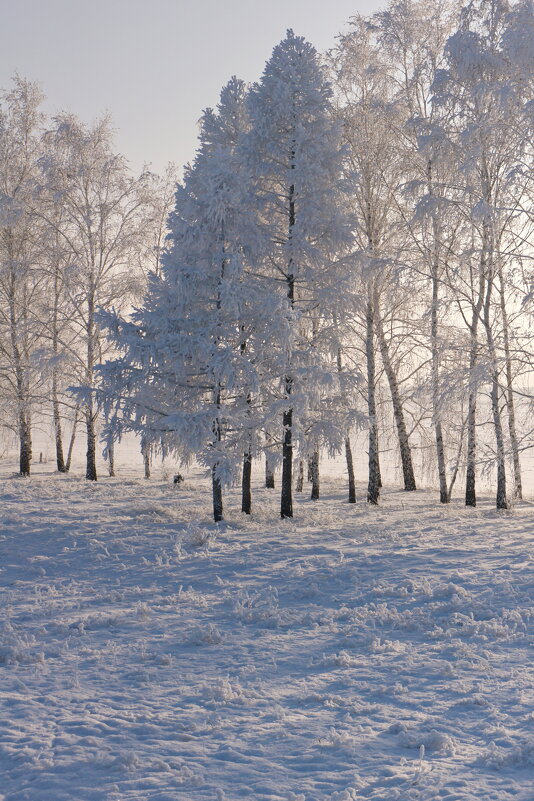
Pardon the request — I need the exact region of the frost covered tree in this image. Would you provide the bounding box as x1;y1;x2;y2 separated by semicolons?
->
334;19;419;502
97;78;279;522
244;30;354;518
135;162;180;283
39;114;151;481
432;0;532;508
369;0;461;503
0;78;46;476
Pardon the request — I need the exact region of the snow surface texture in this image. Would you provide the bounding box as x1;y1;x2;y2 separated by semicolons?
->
1;463;534;801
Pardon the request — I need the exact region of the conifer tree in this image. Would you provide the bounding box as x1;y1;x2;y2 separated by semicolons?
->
244;30;354;518
98;79;279;521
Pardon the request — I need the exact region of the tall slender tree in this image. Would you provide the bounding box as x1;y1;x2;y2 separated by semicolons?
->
0;78;46;476
245;30;354;518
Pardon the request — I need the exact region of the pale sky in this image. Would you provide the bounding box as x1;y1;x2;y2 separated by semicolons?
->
1;0;382;174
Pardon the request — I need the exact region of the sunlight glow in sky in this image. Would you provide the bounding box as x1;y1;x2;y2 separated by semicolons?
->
2;0;381;173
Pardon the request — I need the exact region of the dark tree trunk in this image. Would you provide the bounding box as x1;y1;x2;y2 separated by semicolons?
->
281;169;295;520
212;387;224;522
212;465;223;523
465;319;479;507
465;383;477;507
241;448;252;514
19;414;32;476
335;348;356;503
296;459;304;492
310;449;320;500
52;375;66;473
281;404;293;518
85;406;97;481
345;437;356;503
265;454;275;488
490;371;508;509
435;422;448;504
141;436;151;479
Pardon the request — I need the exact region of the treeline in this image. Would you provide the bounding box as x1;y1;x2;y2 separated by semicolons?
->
1;0;533;522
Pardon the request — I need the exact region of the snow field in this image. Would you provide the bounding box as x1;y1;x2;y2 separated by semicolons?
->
1;465;534;800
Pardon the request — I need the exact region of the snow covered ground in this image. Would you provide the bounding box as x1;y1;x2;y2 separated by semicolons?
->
1;459;534;801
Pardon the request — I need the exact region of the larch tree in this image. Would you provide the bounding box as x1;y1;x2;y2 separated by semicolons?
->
97;79;279;522
244;30;354;519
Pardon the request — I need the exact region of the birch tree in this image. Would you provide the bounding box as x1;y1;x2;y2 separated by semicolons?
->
433;0;531;508
0;78;46;476
40;114;150;480
335;20;419;500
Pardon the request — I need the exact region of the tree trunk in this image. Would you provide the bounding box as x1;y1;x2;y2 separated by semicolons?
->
427;159;448;503
431;254;448;502
65;404;80;473
65;405;79;473
212;385;224;522
447;414;466;502
52;378;66;473
86;294;97;481
376;313;417;492
499;274;522;499
281;171;295;519
483;271;507;510
212;464;223;522
19;413;32;476
465;227;489;507
241;447;252;514
296;459;304;492
8;258;32;477
108;440;115;477
345;437;356;503
366;297;380;504
465;318;479;507
465;389;477;505
141;436;151;479
310;449;320;501
336;348;356;503
489;369;508;509
265;454;275;488
52;258;66;473
85;406;97;481
435;421;448;503
281;403;293;518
